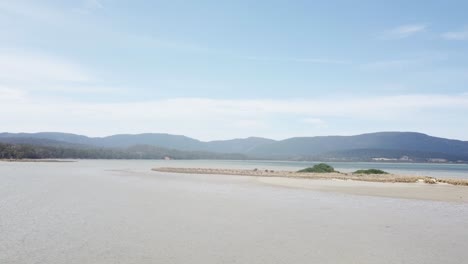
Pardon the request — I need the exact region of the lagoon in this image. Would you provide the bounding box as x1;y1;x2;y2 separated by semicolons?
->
1;160;467;264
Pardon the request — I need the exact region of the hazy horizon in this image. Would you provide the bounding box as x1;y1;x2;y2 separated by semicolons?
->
1;0;468;140
2;130;467;142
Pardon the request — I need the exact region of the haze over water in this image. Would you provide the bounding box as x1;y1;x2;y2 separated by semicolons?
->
1;160;467;264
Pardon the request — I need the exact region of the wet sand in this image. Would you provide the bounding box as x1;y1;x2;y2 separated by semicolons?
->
152;167;450;183
153;167;468;202
258;177;468;203
2;160;468;264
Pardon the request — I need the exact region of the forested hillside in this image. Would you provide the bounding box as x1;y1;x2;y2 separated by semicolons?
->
0;143;247;160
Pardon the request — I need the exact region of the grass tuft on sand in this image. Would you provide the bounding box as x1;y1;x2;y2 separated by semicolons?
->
437;178;468;186
353;169;388;175
298;163;335;173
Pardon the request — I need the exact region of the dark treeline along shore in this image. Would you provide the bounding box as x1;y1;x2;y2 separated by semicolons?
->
0;131;468;162
0;143;246;160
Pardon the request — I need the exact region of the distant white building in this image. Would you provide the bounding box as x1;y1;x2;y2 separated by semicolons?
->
399;156;411;161
372;157;398;161
427;158;447;163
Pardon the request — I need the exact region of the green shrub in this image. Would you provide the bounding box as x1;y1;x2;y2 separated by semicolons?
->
298;163;335;173
353;169;388;174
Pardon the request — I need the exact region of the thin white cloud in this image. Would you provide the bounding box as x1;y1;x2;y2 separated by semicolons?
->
381;24;426;39
303;118;323;124
84;0;103;10
0;0;102;21
0;0;65;21
242;56;350;65
361;59;421;70
0;86;27;102
2;94;467;140
302;118;327;128
442;28;468;40
360;53;448;71
0;51;91;84
74;0;104;14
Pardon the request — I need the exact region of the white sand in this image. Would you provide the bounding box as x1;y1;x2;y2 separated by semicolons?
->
257;177;468;203
2;160;468;264
154;167;468;202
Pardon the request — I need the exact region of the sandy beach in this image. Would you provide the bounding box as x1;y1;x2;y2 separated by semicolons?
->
2;160;468;264
258;177;468;203
153;167;468;202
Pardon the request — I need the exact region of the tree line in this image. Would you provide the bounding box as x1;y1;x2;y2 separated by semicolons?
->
0;143;247;160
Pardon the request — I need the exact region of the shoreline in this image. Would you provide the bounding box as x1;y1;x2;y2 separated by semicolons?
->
152;167;468;202
0;159;76;163
152;167;468;186
257;177;468;203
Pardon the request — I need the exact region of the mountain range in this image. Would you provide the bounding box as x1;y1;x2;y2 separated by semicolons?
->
1;132;468;162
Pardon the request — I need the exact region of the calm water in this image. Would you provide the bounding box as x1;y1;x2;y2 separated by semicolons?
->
148;159;468;178
1;160;468;264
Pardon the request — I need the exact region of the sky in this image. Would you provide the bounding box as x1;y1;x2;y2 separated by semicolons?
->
1;0;468;141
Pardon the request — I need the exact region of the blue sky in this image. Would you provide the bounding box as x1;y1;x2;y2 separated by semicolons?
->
1;0;468;140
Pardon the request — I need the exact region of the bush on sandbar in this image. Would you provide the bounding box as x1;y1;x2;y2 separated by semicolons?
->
298;163;335;173
353;169;388;174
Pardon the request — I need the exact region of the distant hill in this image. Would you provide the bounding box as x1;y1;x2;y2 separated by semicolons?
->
246;132;468;160
0;132;95;146
1;132;468;162
0;132;275;153
202;137;276;153
0;142;247;160
0;137;92;149
307;148;468;163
